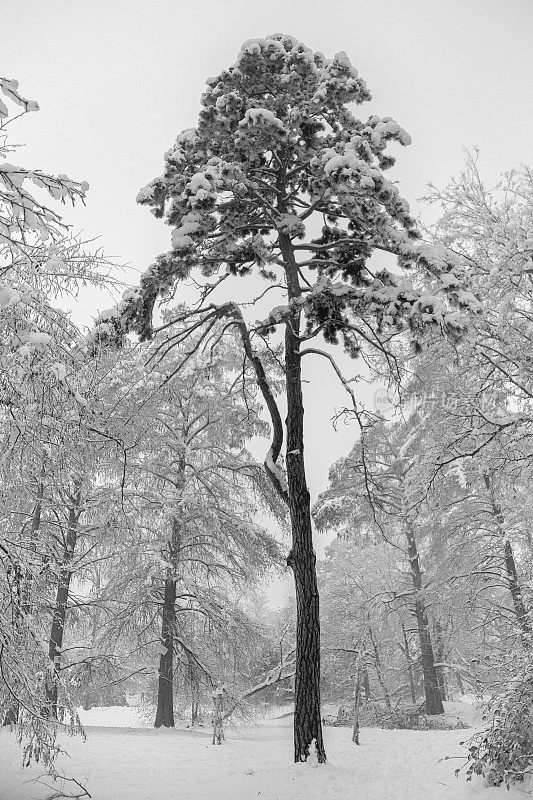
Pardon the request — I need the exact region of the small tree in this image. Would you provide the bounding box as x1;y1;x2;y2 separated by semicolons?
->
79;328;283;728
95;34;474;761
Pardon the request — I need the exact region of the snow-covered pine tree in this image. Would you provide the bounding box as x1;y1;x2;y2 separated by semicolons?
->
93;34;476;762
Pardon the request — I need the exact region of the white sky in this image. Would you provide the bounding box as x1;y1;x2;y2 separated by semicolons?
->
3;0;533;602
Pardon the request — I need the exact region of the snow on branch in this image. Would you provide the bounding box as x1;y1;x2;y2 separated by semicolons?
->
221;649;296;723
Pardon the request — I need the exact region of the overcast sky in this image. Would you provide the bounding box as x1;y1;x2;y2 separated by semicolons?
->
3;0;533;598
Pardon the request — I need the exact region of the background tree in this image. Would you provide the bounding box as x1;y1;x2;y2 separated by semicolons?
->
70;323;285;729
0;76;114;772
315;418;444;714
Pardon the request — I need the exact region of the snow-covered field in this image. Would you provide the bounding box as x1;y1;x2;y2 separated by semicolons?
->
0;705;526;800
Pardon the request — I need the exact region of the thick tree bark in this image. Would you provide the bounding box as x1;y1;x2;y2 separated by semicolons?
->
46;491;81;719
405;524;444;715
155;457;185;728
154;577;177;728
280;229;326;763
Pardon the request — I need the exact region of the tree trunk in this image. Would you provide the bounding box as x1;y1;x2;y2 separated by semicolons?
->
46;490;81;719
363;667;371;701
21;466;46;616
3;469;47;725
47;563;73;717
281;231;325;764
434;621;447;701
503;540;531;639
191;699;199;726
484;475;532;641
83;567;101;710
401;622;417;705
154;577;177;728
187;653;200;726
368;624;392;710
212;684;225;745
351;649;363;745
2;704;18;726
405;524;443;715
155;465;185;729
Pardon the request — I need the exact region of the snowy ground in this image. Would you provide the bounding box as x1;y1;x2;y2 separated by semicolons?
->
0;704;527;800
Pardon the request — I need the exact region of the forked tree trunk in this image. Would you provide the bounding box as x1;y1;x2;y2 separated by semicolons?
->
281;230;325;763
405;524;443;715
154;577;177;728
46;491;81;719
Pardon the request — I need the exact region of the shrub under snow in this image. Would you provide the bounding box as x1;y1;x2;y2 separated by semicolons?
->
465;656;533;787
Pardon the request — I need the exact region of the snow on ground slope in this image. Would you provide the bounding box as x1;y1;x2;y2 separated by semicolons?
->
0;709;527;800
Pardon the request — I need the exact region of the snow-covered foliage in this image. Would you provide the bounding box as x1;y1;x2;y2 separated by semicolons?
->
5;34;533;790
465;653;533;787
94;33;475;354
313;393;533;724
63;322;286;728
0;79;88;246
0;77;116;430
90;33;487;764
0;79;117;775
419;156;533;458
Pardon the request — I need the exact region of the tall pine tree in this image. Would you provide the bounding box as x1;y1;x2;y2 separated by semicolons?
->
94;34;475;761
